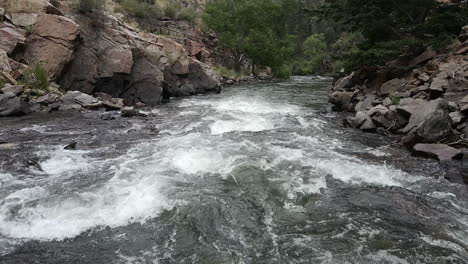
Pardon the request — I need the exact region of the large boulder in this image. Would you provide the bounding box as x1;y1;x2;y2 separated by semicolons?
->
396;98;445;133
22;14;80;78
0;92;31;116
61;91;99;106
0;49;11;72
0;26;26;54
329;91;354;111
380;78;406;96
9;12;38;27
412;144;463;161
333;73;357;91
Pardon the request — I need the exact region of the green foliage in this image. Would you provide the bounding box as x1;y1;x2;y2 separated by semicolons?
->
79;0;105;14
21;64;49;91
204;0;294;72
389;95;401;105
118;0;163;19
272;64;292;79
0;77;5;88
318;0;468;72
214;66;241;79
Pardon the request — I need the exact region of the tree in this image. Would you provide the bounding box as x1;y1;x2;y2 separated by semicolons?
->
204;0;293;76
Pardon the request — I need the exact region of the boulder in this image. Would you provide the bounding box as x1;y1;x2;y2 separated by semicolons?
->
0;92;31;116
35;93;59;105
449;111;465;126
460;95;468;112
353;111;375;131
0;27;26;54
430;77;449;93
380;78;406;96
329;91;354;111
372;114;393;129
1;84;24;95
334;73;357;91
0;49;11;73
10;12;38;27
355;94;376;112
121;106;147;117
397;98;445;133
403;109;456;146
186;58;221;94
412;144;463;161
22;14;80;78
409;49;437;67
382;97;392;107
61;91;99;106
366;105;388;117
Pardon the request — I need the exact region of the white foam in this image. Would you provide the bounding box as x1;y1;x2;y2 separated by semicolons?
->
19;125;48;133
169;147;241;175
210;115;274;135
39;148;94;177
314;158;421;187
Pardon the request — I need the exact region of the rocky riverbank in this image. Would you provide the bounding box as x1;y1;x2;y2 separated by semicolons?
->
329;25;468;163
0;0;221;118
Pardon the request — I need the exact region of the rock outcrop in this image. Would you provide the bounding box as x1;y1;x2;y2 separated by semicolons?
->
330;25;468;160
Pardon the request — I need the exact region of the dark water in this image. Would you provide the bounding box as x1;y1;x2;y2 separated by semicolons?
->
1;77;468;263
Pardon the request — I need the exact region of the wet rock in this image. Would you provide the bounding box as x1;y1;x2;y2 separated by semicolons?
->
121;107;147;118
100;112;119;120
329;91;354;111
412;144;463;161
1;84;24;96
102;98;124;110
128;124;159;135
35;94;59;105
0;92;31;116
360;118;376;131
61;91;99;106
64;141;77;150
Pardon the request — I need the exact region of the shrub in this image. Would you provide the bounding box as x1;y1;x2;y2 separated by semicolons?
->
176;8;197;23
214;66;240;79
118;0;163;19
79;0;105;14
272;64;291;79
22;64;49;91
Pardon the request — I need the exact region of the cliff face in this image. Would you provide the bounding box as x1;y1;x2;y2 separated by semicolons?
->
329;26;468;161
0;0;220;108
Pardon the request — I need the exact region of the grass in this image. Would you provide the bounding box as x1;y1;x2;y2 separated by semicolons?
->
79;0;106;14
21;64;49;91
214;66;241;79
7;0;47;12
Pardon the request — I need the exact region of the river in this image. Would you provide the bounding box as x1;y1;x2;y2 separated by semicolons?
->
0;77;468;263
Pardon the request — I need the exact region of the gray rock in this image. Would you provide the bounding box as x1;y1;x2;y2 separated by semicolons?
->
0;7;5;17
412;144;463;161
0;49;11;73
61;91;99;106
0;92;32;116
355;94;376;112
353;111;369;127
100;112;119;120
360;118;376;131
460;95;468;112
397;98;445;133
380;78;405;96
10;12;38;27
403;109;456;146
448;101;459;112
366;105;388;117
382;97;392;107
1;85;24;96
334;73;357;90
372;114;393;129
430;77;449;93
409;49;437;67
59;103;81;111
329;91;354;111
35;94;59;105
449;112;465;126
102;98;124;110
121;107;147;118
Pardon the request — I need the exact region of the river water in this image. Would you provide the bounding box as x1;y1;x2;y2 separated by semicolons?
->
1;77;468;263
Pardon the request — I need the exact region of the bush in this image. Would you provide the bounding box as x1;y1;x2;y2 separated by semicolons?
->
272;64;291;79
79;0;105;14
118;0;163;20
21;64;49;91
214;66;240;79
176;8;197;23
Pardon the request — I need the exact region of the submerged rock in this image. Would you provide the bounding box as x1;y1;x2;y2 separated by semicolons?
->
412;144;463;161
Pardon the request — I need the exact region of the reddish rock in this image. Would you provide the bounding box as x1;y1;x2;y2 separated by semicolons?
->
34;14;79;41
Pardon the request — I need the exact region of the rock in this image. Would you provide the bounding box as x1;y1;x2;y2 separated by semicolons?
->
0;49;11;73
334;73;357;91
64;141;77;150
366;105;388;117
353;111;376;131
102;98;124;110
10;12;38;27
128;124;159;135
412;144;463;161
1;85;24;95
355;94;376;112
360;118;376;131
382;97;392;107
22;14;80;78
448;101;459;112
35;94;59;105
0;27;26;54
460;95;468;112
59;103;81;111
396;98;445;133
329;91;354;111
0;92;31;116
380;78;406;96
409;49;437;67
44;3;63;16
185;58;221;94
372;114;393;129
449;111;465;126
100;112;119;120
0;143;19;150
121;107;147;117
403;109;456;146
0;8;4;17
430;77;448;93
61;91;99;106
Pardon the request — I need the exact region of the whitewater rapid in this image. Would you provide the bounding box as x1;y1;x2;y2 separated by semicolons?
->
1;77;468;263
